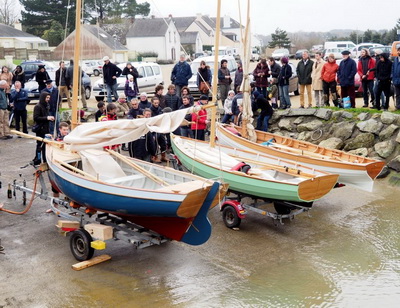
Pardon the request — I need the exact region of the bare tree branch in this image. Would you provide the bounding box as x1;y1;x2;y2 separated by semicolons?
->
0;0;21;26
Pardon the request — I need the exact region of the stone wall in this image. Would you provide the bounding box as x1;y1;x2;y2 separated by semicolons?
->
269;109;400;172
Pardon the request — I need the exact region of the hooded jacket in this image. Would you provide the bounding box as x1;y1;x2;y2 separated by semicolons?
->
12;66;25;87
371;53;392;81
33;92;50;135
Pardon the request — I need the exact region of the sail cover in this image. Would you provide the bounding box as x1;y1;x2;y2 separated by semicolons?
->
64;107;195;150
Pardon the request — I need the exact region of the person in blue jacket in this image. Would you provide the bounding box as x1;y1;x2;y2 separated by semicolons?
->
392;46;400;111
337;50;357;108
170;54;192;97
10;81;29;134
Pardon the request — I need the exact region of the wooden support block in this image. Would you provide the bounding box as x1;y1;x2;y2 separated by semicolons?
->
72;254;111;271
84;224;113;241
57;220;80;229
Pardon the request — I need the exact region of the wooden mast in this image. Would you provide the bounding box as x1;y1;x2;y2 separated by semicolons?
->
209;0;222;148
71;0;82;130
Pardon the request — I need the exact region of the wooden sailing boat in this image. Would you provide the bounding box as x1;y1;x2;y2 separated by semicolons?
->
170;0;338;205
40;0;228;245
215;124;384;192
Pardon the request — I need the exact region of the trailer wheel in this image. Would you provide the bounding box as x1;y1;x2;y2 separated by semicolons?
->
274;201;292;215
70;229;94;261
222;206;241;228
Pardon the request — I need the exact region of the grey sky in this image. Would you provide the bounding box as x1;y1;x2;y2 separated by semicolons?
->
141;0;399;35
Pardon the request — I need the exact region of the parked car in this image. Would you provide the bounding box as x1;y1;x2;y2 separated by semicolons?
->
83;60;103;76
25;71;92;102
271;48;289;60
20;60;57;82
295;49;308;60
187;55;237;96
391;41;400;57
350;43;383;58
369;46;391;58
92;62;163;101
324;48;347;60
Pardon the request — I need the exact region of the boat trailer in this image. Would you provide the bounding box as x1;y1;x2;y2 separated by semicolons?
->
220;193;313;229
10;166;169;261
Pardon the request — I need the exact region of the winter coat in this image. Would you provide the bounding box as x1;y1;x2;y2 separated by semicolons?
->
256;96;273;117
0;88;7;110
357;56;376;81
41;87;59;113
165;93;179;111
321;61;339;83
311;59;325;90
10;88;29;111
269;62;281;78
253;64;269;87
55;67;70;87
371;54;392;81
218;67;231;85
179;102;193;128
127;107;143;119
197;67;212;87
124;80;138;98
103;62;122;86
12;67;25;88
131;132;156;158
392;56;400;85
122;66;139;80
337;58;357;86
178;94;194;109
234;67;243;88
191;103;207;130
296;59;314;85
231;93;243;116
139;100;151;110
150;105;163;117
0;72;13;93
278;64;292;86
171;61;192;86
35;70;50;89
33;92;50;135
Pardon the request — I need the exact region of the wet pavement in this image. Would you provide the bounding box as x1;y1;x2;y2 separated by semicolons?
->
1;125;400;307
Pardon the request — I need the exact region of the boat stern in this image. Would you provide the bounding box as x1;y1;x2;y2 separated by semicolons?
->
298;174;339;201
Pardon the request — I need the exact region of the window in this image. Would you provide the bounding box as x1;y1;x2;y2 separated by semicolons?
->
152;66;160;75
145;66;154;77
174;31;176;43
169;31;171;43
138;67;145;77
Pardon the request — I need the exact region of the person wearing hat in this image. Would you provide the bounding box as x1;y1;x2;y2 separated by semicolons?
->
191;95;209;141
35;64;50;92
337;50;357;108
0;80;12;139
170;53;192;97
392;46;400;111
42;79;60;135
102;56;122;103
138;92;151;109
277;57;292;109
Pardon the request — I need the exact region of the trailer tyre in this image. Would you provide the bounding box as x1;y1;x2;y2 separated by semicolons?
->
222;205;241;228
70;229;94;261
274;201;292;215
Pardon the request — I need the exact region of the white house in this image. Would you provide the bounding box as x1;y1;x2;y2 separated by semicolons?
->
0;23;49;50
126;18;181;61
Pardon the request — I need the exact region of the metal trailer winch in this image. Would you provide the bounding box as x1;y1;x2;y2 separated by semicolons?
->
11;166;169;261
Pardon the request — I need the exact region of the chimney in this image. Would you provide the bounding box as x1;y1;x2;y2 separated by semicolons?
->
196;13;202;20
169;14;173;20
223;15;230;28
14;21;22;31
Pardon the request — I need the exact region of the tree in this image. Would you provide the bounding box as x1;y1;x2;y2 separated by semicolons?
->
0;0;20;26
42;20;64;46
19;0;76;38
268;28;291;49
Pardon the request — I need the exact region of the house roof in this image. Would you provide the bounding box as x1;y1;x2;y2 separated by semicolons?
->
180;32;198;44
83;24;127;50
211;17;241;29
173;17;196;32
126;18;170;37
194;20;212;36
0;23;46;40
201;15;215;29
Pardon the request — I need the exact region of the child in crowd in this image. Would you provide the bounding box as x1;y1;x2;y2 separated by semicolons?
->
222;90;235;123
95;101;105;122
267;78;279;109
124;74;138;102
191;95;209;141
56;121;70;141
117;93;130;116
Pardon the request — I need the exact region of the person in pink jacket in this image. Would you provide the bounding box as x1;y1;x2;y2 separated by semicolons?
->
191;95;209;140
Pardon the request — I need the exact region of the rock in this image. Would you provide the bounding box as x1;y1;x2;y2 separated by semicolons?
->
341;111;353;119
297;131;312;141
297;120;323;132
344;133;375;151
287;108;316;117
331;111;343;119
380;111;397;125
293;116;305;125
330;122;356;140
60;110;72;122
357;112;369;121
396;130;400;143
319;137;344;150
348;147;369;157
388;155;400;172
374;140;396;158
314;108;332;120
379;124;399;141
376;165;390;179
394;114;400;126
356;119;383;134
278;118;294;131
270;112;282;124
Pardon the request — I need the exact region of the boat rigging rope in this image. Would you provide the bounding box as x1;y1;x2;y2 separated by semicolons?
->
0;170;41;215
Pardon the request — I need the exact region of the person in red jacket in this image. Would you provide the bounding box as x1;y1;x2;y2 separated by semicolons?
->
191;95;209;141
357;48;376;107
321;53;339;107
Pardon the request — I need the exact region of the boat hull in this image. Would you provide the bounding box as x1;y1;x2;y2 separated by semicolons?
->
216;123;384;192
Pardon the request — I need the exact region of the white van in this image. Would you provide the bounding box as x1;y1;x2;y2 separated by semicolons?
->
350;43;384;58
324;41;356;51
187;55;237;95
93;62;163;101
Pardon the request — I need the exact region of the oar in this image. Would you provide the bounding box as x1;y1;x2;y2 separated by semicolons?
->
10;130;63;147
106;149;169;187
